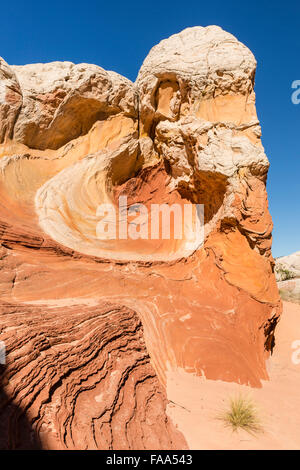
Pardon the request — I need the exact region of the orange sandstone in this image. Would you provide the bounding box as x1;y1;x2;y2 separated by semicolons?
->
0;26;281;449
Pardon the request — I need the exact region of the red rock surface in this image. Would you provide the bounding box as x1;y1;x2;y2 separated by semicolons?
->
0;26;281;449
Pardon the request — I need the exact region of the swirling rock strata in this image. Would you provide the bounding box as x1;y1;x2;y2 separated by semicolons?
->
0;301;186;450
0;26;281;449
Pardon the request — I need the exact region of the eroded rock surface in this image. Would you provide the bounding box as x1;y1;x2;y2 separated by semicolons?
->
0;26;281;449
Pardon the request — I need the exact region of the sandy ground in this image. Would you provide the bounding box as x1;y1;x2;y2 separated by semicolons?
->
167;301;300;450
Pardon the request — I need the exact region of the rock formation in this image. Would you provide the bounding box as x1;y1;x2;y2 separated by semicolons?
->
275;251;300;304
0;26;281;449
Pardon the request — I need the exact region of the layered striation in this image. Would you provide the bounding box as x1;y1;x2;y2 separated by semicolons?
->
0;26;281;449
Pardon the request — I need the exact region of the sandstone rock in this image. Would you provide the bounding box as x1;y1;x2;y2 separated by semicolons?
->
0;301;187;450
137;26;259;138
11;62;137;150
275;252;300;303
275;251;300;280
0;57;22;142
0;26;281;450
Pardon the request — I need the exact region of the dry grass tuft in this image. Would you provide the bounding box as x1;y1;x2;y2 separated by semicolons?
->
219;395;263;435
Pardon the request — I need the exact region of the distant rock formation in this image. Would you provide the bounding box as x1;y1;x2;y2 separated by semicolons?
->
0;26;281;449
275;252;300;304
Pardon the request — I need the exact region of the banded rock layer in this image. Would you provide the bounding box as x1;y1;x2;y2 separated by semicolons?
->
0;26;281;449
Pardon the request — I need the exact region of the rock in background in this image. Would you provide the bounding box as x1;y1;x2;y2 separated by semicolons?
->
275;251;300;304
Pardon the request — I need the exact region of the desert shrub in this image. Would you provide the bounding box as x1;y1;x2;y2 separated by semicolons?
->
219;395;262;434
275;264;295;281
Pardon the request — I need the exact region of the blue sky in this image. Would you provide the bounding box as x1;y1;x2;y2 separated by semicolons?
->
1;0;299;257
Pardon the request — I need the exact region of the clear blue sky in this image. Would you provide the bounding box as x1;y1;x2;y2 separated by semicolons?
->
1;0;299;257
